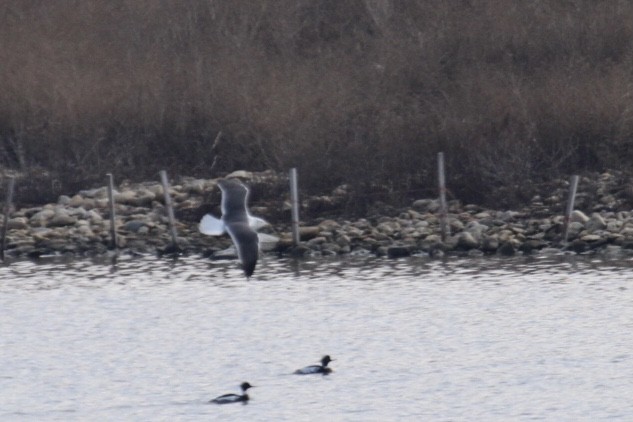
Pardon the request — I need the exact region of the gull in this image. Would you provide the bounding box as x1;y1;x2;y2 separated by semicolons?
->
199;178;273;277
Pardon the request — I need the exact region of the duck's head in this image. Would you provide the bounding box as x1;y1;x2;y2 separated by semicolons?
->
321;355;333;366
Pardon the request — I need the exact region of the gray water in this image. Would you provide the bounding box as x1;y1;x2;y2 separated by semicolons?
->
1;253;633;421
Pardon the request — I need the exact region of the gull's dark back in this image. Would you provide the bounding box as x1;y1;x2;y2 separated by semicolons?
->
218;179;259;277
219;179;249;222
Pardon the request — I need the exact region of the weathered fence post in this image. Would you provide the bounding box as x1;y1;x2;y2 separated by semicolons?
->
159;170;179;251
106;173;118;250
563;175;579;244
1;176;15;260
289;168;300;246
437;152;449;242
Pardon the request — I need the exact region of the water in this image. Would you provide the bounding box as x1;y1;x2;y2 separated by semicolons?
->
2;254;633;421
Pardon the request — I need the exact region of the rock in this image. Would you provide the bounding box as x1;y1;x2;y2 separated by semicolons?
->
568;239;588;254
79;187;110;198
307;236;327;247
387;245;411;258
571;210;590;223
129;190;156;207
321;246;339;256
586;213;607;232
449;219;464;232
338;244;351;254
7;217;28;230
289;244;311;257
213;246;237;259
428;243;446;258
498;241;516;256
606;220;623;232
318;219;340;231
58;195;71;205
457;232;478;249
114;190;136;204
519;239;544;254
225;170;253;180
182;178;206;194
299;226;321;240
31;227;54;241
4;169;633;258
566;222;584;240
481;236;499;252
146;184;164;197
377;220;400;235
335;234;351;247
87;210;103;223
123;220;146;233
375;246;388;257
69;194;85;207
586;237;608;250
465;221;488;241
49;210;77;227
258;233;279;252
580;234;602;242
76;225;94;237
499;211;520;221
94;198;109;208
30;209;55;226
412;199;439;213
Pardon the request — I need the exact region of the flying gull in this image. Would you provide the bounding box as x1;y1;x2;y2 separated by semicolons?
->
199;178;271;277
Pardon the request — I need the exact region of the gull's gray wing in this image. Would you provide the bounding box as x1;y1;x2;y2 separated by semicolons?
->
217;179;259;277
199;214;225;235
225;221;259;278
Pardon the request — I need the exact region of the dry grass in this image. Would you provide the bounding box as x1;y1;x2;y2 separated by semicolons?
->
2;1;633;207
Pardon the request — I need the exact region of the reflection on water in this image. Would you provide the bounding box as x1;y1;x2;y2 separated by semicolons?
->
1;253;633;421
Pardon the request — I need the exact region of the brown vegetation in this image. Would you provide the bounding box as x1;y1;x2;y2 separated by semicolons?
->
2;1;633;209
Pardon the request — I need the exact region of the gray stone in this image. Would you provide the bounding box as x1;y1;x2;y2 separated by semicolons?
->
123;220;146;233
412;199;439;212
571;210;590;223
580;234;602;242
49;211;77;227
566;222;584;239
586;213;607;232
481;236;499;252
299;226;321;240
57;195;71;205
498;241;516;256
7;217;28;230
448;219;463;232
387;245;411;258
30;209;55;226
225;170;253;179
457;232;479;249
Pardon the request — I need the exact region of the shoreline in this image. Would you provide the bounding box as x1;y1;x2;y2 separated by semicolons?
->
2;170;633;261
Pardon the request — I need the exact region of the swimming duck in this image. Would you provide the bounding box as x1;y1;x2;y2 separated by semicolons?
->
294;355;334;375
209;382;253;404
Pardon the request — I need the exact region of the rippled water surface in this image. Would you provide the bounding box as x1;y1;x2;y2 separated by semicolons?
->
2;253;633;421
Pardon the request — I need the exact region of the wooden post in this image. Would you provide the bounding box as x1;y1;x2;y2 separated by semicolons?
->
159;170;179;251
106;173;118;250
437;152;449;242
563;175;579;244
289;168;300;245
1;177;15;260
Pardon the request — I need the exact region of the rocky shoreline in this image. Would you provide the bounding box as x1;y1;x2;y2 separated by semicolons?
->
2;170;633;261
